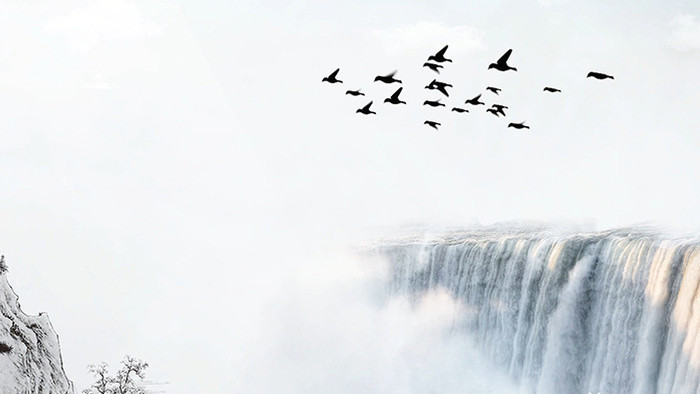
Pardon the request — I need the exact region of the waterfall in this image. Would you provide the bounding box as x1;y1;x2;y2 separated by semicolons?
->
376;228;700;394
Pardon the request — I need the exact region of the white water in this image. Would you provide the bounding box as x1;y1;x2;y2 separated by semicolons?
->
378;228;700;394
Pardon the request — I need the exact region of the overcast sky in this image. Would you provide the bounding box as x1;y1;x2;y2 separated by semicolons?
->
2;0;700;392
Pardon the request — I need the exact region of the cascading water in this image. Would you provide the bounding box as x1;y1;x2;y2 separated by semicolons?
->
375;227;700;394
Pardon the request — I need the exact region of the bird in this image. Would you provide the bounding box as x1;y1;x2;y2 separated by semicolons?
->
465;94;485;106
423;62;443;74
587;71;614;80
322;68;342;83
486;108;501;117
424;121;441;130
486;86;501;95
425;79;452;97
356;101;376;115
427;45;452;63
423;99;446;107
488;49;517;72
508;122;530;130
384;87;407;105
491;104;508;116
451;107;469;113
374;71;402;84
345;89;365;96
543;87;561;93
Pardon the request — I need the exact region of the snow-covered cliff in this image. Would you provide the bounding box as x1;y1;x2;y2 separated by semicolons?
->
0;273;73;394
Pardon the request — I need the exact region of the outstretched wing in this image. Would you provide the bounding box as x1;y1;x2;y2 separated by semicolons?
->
391;87;403;100
435;45;448;57
386;70;397;78
497;49;513;64
437;85;449;97
362;101;373;111
329;68;340;78
473;94;482;101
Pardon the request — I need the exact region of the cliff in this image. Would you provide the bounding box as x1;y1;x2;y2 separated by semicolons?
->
0;273;73;394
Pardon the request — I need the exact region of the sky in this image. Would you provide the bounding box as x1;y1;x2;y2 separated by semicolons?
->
1;0;700;392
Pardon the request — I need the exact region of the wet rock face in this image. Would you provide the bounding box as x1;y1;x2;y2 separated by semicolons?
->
0;275;74;394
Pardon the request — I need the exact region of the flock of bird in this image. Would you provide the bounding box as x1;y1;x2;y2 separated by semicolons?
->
322;45;614;131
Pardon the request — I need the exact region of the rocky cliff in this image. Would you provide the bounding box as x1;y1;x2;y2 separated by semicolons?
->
0;272;73;394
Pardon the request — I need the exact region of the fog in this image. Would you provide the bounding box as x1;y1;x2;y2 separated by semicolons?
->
0;0;699;392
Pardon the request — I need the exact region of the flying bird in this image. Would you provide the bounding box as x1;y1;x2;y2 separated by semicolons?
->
508;122;530;130
543;87;561;93
486;86;501;95
587;71;614;80
423;99;446;107
425;79;452;97
345;89;365;96
374;71;402;84
424;121;441;130
423;62;443;74
384;87;407;105
486;108;501;117
427;45;452;63
491;104;508;116
322;68;342;83
488;49;517;72
356;101;376;115
465;94;485;106
451;107;469;113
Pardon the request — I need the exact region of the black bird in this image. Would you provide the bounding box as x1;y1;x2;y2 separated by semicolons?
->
427;45;452;63
424;121;441;130
508;122;530;130
423;62;443;74
486;108;501;117
587;71;614;80
425;79;452;97
452;107;469;113
491;104;508;116
423;99;446;107
486;86;501;95
465;94;485;106
322;68;342;83
356;101;376;115
345;89;365;96
384;87;406;105
374;71;402;84
488;49;517;72
543;87;561;93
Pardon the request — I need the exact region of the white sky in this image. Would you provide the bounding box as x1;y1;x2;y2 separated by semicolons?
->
1;0;700;392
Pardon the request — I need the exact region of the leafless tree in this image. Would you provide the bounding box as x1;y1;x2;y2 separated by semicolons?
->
83;356;149;394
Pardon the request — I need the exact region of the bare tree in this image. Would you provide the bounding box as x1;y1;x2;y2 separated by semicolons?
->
83;363;111;394
83;356;149;394
114;356;149;394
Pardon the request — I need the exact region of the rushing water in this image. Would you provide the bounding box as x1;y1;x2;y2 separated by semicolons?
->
376;227;700;394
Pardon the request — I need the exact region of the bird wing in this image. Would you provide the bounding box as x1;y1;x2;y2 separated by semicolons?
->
435;45;448;57
362;101;373;111
474;94;482;100
329;68;340;78
437;85;449;97
386;70;397;78
497;49;513;64
391;87;403;100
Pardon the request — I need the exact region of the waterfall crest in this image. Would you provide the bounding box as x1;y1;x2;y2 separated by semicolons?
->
377;228;700;394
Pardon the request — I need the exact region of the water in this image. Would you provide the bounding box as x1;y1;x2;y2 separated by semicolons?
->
376;227;700;394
